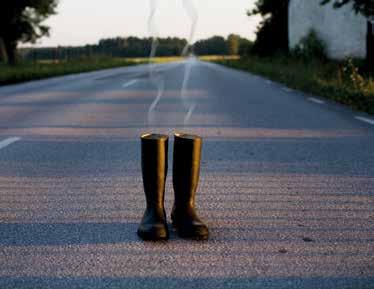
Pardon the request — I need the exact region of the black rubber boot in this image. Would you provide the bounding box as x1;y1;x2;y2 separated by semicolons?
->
171;133;209;240
138;134;169;241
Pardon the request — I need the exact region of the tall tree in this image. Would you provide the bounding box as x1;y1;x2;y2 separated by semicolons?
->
321;0;374;17
248;0;290;56
0;38;7;63
0;0;58;65
227;34;240;55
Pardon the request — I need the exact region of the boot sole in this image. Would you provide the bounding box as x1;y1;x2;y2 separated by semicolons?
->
172;222;209;241
137;230;169;241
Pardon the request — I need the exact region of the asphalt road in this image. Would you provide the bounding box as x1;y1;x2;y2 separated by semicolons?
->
0;59;373;289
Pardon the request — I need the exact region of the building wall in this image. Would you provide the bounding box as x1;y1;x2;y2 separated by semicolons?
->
289;0;367;59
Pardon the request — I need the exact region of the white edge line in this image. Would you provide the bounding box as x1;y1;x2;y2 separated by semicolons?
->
355;116;374;125
308;97;325;105
0;137;21;150
122;79;139;89
282;87;293;93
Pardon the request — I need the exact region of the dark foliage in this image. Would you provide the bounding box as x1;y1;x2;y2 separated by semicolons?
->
321;0;374;17
21;37;188;61
248;0;290;56
194;35;253;56
292;30;327;61
194;36;229;55
0;0;58;65
21;35;252;61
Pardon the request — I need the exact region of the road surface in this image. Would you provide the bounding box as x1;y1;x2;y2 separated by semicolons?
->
0;59;373;289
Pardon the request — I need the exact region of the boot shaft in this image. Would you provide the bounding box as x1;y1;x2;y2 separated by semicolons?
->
172;133;202;208
141;134;168;208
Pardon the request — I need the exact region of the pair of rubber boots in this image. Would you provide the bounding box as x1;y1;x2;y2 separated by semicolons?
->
138;133;209;241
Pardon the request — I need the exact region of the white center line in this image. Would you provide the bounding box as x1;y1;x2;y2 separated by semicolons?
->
0;137;21;150
355;116;374;125
308;97;325;104
122;79;139;89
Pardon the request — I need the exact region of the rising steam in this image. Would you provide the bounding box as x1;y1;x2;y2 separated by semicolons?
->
148;0;160;61
147;0;198;125
147;0;163;124
181;0;198;57
181;0;198;125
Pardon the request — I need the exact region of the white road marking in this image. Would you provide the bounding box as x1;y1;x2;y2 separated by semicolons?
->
355;116;374;125
184;104;196;124
122;79;139;88
282;87;293;92
0;137;21;150
308;97;325;104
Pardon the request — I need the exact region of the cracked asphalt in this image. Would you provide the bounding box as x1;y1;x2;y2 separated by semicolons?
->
0;59;373;289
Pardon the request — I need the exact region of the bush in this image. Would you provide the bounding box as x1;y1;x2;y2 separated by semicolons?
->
238;40;254;56
293;30;327;61
339;58;372;97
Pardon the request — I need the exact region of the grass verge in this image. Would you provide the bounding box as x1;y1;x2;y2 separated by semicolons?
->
0;58;145;86
215;56;374;115
0;57;162;86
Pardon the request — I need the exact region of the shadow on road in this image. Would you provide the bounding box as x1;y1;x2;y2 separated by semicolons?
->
0;276;373;289
0;223;139;246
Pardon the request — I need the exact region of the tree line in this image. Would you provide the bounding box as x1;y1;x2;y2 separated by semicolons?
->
20;37;187;61
0;0;254;64
17;35;252;62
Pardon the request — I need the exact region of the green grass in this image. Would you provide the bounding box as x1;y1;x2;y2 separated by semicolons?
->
215;56;374;115
0;57;148;86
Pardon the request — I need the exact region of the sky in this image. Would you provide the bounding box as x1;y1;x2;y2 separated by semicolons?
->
34;0;261;47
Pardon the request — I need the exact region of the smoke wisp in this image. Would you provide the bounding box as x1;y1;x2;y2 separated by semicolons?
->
147;0;199;126
180;0;198;125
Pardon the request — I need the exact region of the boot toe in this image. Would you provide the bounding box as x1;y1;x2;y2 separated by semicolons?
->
174;220;209;240
137;223;169;241
189;223;209;240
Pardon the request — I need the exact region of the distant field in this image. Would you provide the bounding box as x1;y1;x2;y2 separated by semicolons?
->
199;55;240;61
216;56;374;115
0;58;146;86
0;55;238;86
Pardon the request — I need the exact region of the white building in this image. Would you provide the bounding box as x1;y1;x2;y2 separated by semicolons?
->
289;0;373;60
